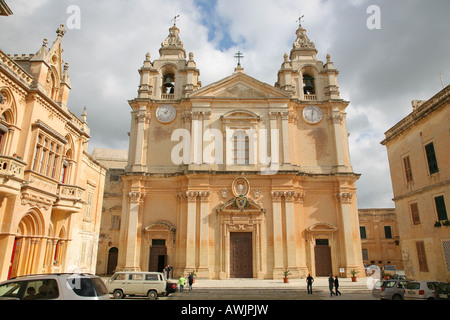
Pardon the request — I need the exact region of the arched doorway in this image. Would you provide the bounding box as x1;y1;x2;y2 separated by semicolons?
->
9;210;45;279
107;247;118;275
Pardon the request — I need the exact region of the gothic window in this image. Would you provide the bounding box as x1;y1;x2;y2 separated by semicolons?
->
0;112;10;154
32;134;62;179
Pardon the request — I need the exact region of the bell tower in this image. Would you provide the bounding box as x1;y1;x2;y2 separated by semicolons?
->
276;23;340;101
136;23;201;101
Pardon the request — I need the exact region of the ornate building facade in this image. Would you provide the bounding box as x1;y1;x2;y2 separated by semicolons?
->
0;25;106;281
107;23;364;279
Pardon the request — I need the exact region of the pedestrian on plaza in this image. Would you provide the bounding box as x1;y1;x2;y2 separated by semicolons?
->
328;273;335;297
188;273;194;291
334;275;341;296
164;265;172;279
306;274;314;294
178;275;186;292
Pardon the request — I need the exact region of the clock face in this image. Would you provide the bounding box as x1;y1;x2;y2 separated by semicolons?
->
303;106;323;124
156;105;176;123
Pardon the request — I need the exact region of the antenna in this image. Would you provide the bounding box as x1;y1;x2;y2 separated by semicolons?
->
440;73;445;89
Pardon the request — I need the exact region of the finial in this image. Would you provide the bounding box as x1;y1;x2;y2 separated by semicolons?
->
64;62;69;71
42;38;48;47
81;106;87;122
145;52;151;61
56;24;66;38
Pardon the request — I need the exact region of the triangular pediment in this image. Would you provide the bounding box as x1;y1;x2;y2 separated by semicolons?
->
189;72;291;100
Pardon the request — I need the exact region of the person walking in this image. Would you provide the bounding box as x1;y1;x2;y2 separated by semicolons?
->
328;274;335;297
188;273;194;291
178;275;186;293
164;265;172;279
334;275;341;296
306;274;314;294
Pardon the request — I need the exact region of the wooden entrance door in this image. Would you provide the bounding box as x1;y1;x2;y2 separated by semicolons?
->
230;232;253;278
149;245;167;272
315;239;332;276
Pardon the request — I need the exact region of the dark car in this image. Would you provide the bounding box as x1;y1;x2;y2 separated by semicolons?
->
165;280;177;296
435;283;450;300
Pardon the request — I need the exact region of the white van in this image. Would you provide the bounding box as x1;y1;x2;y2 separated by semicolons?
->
106;271;167;299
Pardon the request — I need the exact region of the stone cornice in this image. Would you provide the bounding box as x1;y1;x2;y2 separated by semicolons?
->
381;85;449;145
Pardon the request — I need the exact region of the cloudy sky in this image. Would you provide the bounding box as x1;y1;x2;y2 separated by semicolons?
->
1;0;449;208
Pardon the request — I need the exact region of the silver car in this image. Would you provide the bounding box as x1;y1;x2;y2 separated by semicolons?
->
404;281;441;300
0;273;110;300
372;279;410;300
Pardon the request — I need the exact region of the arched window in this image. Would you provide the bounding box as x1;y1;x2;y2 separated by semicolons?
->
303;74;315;95
232;130;249;165
162;73;175;94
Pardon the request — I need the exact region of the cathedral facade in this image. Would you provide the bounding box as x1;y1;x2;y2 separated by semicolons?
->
113;23;364;279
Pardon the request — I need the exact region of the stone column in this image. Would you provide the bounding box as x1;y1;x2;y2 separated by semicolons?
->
271;191;284;278
335;191;363;276
124;191;143;271
190;112;201;165
281;112;291;165
132;105;150;171
202;112;211;164
197;191;211;278
184;191;197;272
269;112;279;166
330;108;346;173
284;191;297;274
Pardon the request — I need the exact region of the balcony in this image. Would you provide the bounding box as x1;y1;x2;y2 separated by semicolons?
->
0;155;27;197
304;94;317;101
53;184;85;214
161;93;175;100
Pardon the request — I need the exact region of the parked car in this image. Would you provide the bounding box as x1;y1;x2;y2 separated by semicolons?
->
434;282;450;300
106;271;167;299
0;273;110;300
165;280;177;296
404;281;441;300
381;265;397;279
372;279;410;300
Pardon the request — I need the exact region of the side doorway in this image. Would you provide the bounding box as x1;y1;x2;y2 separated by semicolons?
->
107;247;118;275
